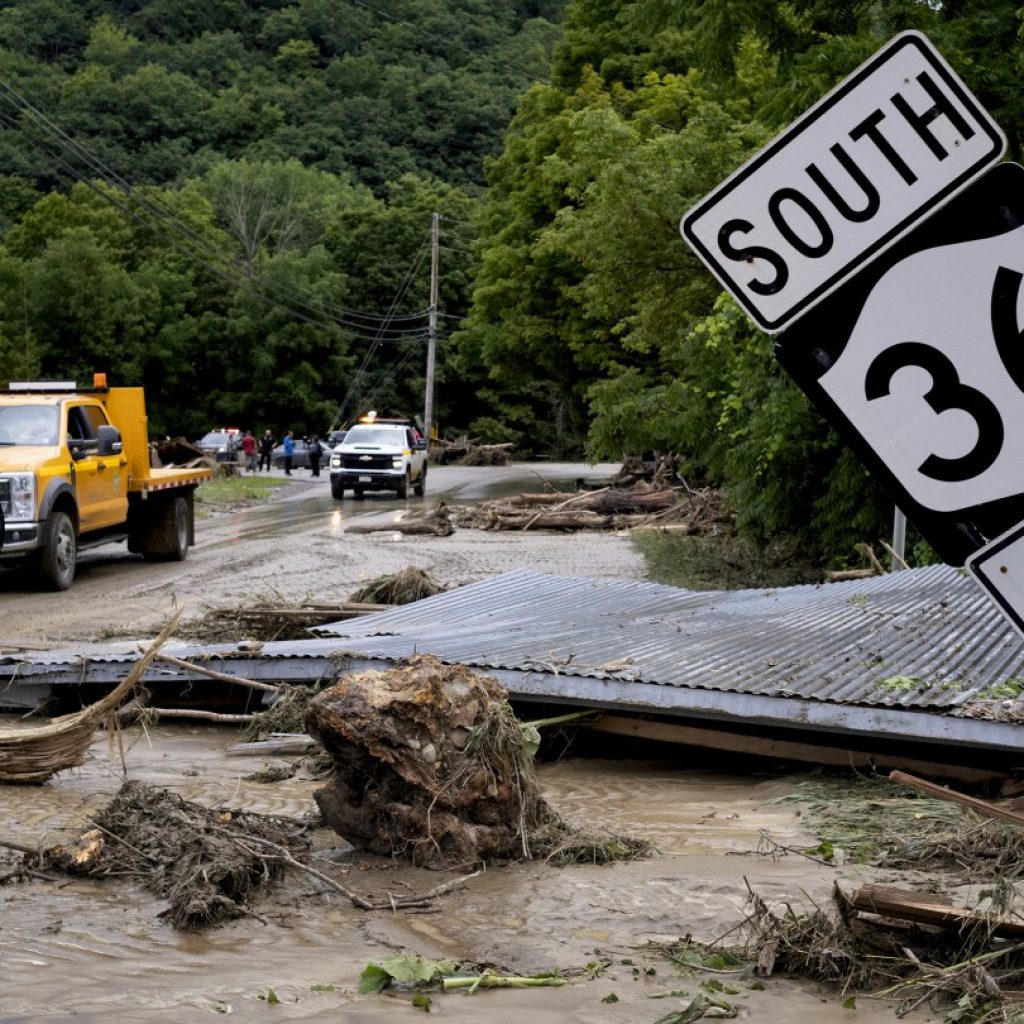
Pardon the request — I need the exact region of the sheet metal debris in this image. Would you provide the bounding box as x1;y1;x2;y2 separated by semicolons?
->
2;567;1022;754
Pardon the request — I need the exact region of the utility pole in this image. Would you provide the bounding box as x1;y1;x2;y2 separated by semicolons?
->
424;212;439;440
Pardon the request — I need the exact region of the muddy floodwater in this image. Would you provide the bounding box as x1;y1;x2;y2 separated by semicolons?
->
2;725;917;1023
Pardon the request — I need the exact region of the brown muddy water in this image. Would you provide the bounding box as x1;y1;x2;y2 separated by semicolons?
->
0;724;921;1023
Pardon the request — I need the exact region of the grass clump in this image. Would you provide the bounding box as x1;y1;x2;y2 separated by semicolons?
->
196;475;288;508
349;567;446;605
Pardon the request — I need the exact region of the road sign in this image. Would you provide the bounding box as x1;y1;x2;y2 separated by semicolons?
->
681;31;1005;334
775;161;1024;566
967;522;1024;641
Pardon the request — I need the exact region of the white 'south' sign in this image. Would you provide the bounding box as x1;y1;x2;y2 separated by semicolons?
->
681;31;1005;333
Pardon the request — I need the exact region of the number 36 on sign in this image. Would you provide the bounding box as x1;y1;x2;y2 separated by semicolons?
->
775;161;1024;566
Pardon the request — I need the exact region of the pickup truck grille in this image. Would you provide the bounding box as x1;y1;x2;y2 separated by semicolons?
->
340;454;391;470
0;478;9;516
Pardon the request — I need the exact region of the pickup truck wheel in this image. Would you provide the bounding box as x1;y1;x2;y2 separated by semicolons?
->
330;478;345;500
413;466;426;496
36;510;76;591
169;496;190;561
396;471;409;499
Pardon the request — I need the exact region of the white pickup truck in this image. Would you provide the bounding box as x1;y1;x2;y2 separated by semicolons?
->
329;421;427;499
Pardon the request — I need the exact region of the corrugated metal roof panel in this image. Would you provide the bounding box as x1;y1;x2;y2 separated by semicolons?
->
310;566;1024;710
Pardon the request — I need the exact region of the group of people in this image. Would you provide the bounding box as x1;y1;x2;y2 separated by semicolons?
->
237;429;325;477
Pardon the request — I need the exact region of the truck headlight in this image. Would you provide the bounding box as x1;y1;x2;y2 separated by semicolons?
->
9;473;35;521
331;455;341;468
392;457;404;469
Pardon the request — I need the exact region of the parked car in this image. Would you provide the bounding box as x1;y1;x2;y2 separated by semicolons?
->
271;438;326;470
196;428;241;462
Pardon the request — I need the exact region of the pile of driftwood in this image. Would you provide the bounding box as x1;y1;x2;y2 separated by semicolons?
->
663;769;1024;1022
453;484;730;533
429;435;514;466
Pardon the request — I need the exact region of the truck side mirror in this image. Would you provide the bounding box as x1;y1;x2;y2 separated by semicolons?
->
413;440;428;451
97;424;122;457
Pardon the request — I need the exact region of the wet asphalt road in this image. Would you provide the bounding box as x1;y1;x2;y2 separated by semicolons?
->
0;462;643;647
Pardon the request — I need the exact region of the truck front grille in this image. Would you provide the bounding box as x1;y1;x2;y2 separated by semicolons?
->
340;454;391;470
0;478;9;516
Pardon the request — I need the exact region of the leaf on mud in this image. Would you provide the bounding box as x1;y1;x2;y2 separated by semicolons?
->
258;989;280;1005
521;724;541;759
601;993;619;1003
842;995;857;1009
359;955;458;993
310;984;335;992
674;948;744;972
652;992;710;1024
803;840;835;861
412;993;432;1012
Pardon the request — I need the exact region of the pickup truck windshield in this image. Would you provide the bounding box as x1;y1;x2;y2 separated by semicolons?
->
0;404;58;446
345;427;406;445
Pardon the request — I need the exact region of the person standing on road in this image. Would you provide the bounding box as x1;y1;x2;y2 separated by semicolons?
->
283;430;295;475
308;434;323;477
241;430;258;473
258;430;275;472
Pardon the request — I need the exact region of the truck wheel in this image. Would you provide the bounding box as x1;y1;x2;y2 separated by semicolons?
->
396;471;409;499
331;478;345;500
169;496;190;561
37;511;76;591
413;466;426;496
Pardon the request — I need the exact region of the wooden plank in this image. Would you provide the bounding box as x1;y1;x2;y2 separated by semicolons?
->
589;715;1004;785
889;770;1024;828
849;884;1024;938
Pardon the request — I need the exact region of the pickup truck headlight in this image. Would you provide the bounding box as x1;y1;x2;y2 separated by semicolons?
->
392;456;404;469
8;473;35;521
331;455;341;468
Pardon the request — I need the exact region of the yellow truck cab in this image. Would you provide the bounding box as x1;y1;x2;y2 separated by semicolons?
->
0;375;212;590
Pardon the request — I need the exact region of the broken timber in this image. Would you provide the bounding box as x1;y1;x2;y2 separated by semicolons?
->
844;884;1024;938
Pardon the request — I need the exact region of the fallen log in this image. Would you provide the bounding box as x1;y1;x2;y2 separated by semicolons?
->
845;884;1024;938
345;507;453;536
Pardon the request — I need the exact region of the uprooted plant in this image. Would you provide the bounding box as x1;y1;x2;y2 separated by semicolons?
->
659;883;1024;1024
306;654;652;868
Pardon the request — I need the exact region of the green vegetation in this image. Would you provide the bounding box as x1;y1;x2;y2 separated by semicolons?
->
0;1;1020;562
195;473;288;509
633;531;822;591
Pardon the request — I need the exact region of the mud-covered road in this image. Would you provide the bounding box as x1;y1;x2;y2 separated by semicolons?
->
1;463;925;1023
0;462;642;648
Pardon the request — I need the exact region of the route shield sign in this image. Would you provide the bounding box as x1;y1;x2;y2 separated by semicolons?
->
775;161;1024;566
681;31;1005;333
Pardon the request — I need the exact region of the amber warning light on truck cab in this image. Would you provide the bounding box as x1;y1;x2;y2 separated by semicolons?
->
680;30;1006;334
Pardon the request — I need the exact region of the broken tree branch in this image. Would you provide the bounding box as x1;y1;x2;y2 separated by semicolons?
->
155;653;280;694
889;770;1024;829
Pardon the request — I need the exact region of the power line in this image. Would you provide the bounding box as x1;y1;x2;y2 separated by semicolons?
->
0;75;436;337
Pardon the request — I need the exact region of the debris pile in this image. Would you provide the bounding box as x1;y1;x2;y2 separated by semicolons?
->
43;781;310;930
453;484;729;533
348;567;447;605
0;618;176;783
306;654;651;867
429;435;514;466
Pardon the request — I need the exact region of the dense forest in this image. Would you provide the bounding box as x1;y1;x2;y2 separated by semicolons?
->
0;0;1019;562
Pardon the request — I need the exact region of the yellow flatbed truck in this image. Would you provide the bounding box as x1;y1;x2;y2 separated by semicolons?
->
0;376;212;590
